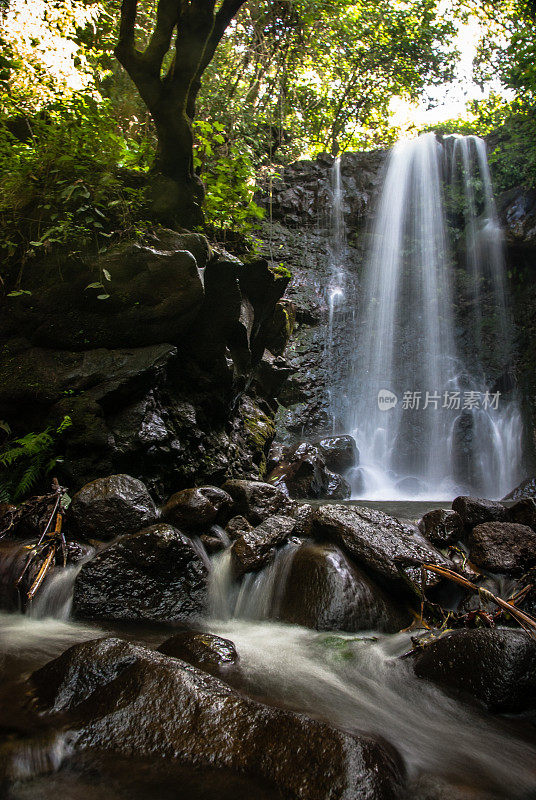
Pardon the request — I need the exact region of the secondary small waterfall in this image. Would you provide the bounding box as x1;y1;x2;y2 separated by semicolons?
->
346;132;524;500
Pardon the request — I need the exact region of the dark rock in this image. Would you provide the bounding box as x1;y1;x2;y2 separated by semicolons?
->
278;543;411;633
508;498;536;530
73;523;207;622
231;515;297;576
200;534;226;554
419;509;464;548
225;515;253;541
263;299;295;357
503;477;536;501
452;496;508;528
161;486;233;531
310;504;452;595
315;435;359;471
221;479;293;524
31;637;405;800
267;442;351;500
412;628;536;713
468;521;536;574
70;474;157;541
158;631;239;678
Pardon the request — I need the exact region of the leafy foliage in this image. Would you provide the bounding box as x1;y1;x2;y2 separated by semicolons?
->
0;416;72;502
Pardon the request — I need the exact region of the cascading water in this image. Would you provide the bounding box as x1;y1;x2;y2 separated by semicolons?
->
346;132;524;500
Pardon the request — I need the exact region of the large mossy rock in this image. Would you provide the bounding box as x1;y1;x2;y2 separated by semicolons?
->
412;628;536;713
278;543;411;633
73;523;207;622
31;637;406;800
310;505;452;595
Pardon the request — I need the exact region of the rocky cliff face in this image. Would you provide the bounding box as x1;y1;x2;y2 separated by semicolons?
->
0;230;292;499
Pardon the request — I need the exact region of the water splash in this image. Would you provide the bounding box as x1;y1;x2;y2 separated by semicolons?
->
346;133;524;500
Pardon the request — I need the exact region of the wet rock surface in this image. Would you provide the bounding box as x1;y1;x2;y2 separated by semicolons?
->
310;504;452;595
221;479;293;524
158;631;239;678
451;496;508;529
70;474;158;541
508;498;536;530
231;515;298;577
315;435;358;471
31;637;406;800
419;509;464;548
73;523;207;622
468;521;536;574
278;543;411;633
503;477;536;501
267;441;351;500
161;486;233;531
412;628;536;713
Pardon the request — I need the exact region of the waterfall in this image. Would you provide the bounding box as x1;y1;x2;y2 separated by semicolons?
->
345;132;524;500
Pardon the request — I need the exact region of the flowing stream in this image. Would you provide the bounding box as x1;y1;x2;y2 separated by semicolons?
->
339;133;524;501
1;536;536;799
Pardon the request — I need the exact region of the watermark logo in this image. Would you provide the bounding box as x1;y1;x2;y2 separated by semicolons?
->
377;389;398;410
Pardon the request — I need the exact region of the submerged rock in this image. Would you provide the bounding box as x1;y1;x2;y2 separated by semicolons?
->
231;515;297;577
419;509;464;548
468;521;536;574
310;504;451;595
451;496;508;529
73;523;207;622
70;474;157;541
161;486;233;531
412;628;536;713
222;479;293;524
278;543;411;633
31;637;406;800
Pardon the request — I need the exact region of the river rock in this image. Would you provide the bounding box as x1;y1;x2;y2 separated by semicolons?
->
451;496;508;529
31;637;406;800
267;442;351;500
231;515;297;577
225;515;253;541
315;435;359;471
468;521;536;574
310;504;451;595
158;631;239;678
503;476;536;501
222;479;293;524
419;509;464;548
73;523;207;622
161;486;233;531
278;543;411;633
70;474;157;541
508;498;536;530
412;628;536;713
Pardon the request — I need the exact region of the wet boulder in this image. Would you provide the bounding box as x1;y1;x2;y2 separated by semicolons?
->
451;496;508;529
267;442;351;500
310;504;452;595
225;515;253;541
231;515;297;577
278;543;412;633
503;476;536;501
221;479;293;524
412;628;536;713
468;521;536;575
161;486;233;531
158;631;239;679
73;523;207;622
508;498;536;531
315;435;359;472
70;474;157;541
419;509;464;548
31;637;406;800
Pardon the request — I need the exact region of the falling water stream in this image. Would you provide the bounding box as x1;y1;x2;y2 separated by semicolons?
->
340;133;524;500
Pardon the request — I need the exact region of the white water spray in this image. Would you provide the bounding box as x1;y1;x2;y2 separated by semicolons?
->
345;133;524;500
